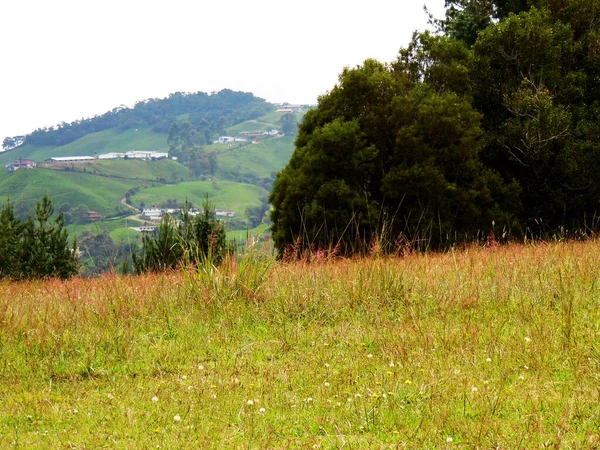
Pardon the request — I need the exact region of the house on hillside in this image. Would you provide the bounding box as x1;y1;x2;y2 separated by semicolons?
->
5;158;36;172
213;136;247;144
87;211;104;220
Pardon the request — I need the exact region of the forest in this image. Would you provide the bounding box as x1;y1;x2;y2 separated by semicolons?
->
2;89;274;150
270;0;600;254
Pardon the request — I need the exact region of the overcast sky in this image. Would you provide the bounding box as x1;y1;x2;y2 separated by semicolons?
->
0;0;446;143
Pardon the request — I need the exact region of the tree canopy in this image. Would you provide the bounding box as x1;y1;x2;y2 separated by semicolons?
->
270;0;600;256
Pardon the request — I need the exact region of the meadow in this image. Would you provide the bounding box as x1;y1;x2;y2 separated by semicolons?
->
1;240;599;448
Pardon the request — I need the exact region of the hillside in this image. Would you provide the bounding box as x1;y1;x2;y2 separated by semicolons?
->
0;91;307;277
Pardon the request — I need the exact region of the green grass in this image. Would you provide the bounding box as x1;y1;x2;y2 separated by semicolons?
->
217;135;296;179
128;180;267;218
0;127;169;165
0;168;146;216
76;159;192;182
1;241;600;447
67;217;146;238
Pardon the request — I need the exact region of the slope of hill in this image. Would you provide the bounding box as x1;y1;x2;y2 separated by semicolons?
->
0;127;169;166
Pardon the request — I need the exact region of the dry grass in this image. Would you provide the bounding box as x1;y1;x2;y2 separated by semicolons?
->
1;241;600;448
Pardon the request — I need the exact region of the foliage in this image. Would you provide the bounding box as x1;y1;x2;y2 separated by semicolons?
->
78;230;137;277
4;90;274;150
270;56;515;255
133;196;227;273
0;194;78;279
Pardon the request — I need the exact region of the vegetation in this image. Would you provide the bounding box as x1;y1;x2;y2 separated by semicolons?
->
271;0;600;255
1;240;599;446
0;194;78;279
3;90;274;151
133;197;227;273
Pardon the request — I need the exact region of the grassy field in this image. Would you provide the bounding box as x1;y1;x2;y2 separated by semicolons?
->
0;127;169;166
128;180;267;218
217;135;296;179
1;241;599;447
0;168;145;215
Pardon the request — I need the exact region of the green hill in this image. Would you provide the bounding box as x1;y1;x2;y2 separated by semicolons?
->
0;127;169;166
128;180;267;218
217;135;296;179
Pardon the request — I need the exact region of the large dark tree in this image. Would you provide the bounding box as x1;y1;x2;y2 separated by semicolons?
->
270;53;516;255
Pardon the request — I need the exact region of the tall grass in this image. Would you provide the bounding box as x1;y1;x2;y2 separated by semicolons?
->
1;241;600;447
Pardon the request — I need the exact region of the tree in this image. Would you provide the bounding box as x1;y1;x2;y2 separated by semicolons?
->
133;195;227;273
270;56;514;256
278;113;298;135
0;195;78;280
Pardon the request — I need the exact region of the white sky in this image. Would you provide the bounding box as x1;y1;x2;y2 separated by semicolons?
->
0;0;446;143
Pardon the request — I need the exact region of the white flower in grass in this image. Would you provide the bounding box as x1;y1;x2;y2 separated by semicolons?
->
471;386;478;392
247;399;254;405
107;393;115;400
446;436;453;443
367;353;373;359
198;364;205;370
259;407;266;413
151;396;159;402
486;357;492;363
324;382;330;387
524;336;532;343
174;414;181;422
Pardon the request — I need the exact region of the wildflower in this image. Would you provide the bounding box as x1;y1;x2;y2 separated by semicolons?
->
386;371;393;375
446;436;453;443
324;363;330;368
453;369;461;375
519;374;525;380
181;375;187;380
247;400;254;405
304;397;313;403
151;396;159;402
324;382;330;387
174;414;181;422
486;357;492;363
198;364;205;370
389;362;395;368
259;407;266;413
367;353;373;359
471;386;478;392
524;337;532;343
404;379;412;385
107;394;115;400
73;409;78;414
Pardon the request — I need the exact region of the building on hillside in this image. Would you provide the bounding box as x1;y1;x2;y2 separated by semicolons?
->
125;151;168;160
215;209;235;218
5;158;36;172
141;208;163;220
213;136;248;144
98;152;126;160
130;226;157;233
87;211;104;220
46;156;95;163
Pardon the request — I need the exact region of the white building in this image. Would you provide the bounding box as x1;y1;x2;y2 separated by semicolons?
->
47;156;95;163
98;152;125;159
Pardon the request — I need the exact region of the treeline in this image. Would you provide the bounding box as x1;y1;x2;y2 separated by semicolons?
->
0;195;78;280
270;0;600;255
3;90;274;150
